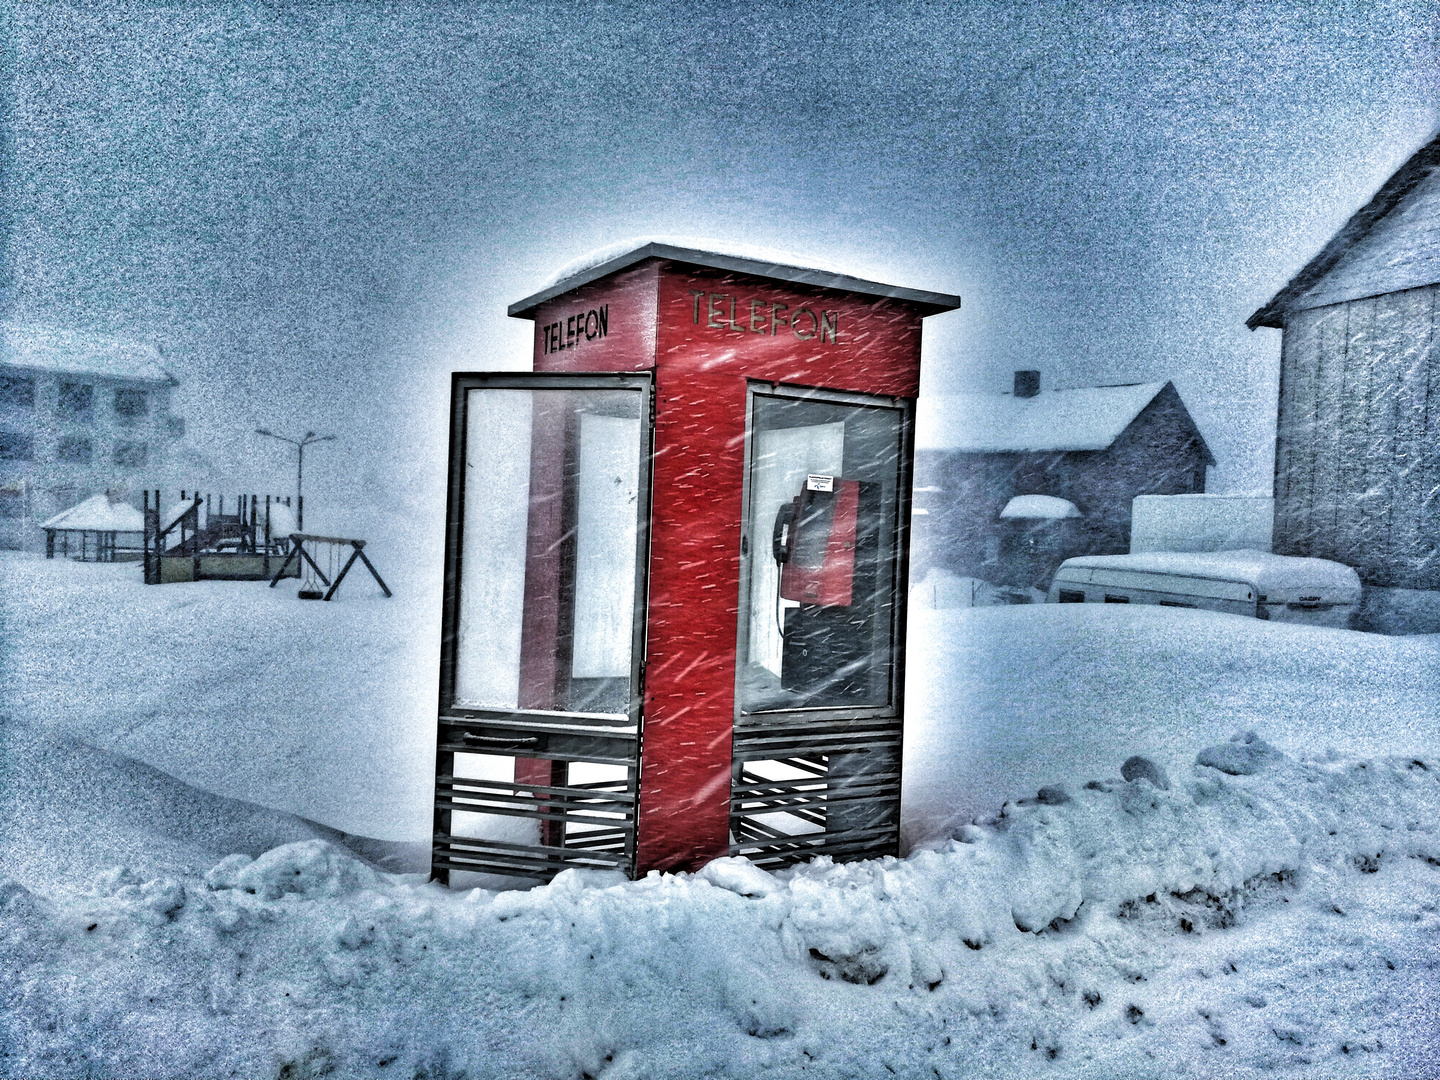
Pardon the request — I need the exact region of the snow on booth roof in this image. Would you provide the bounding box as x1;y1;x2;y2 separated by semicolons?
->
914;382;1168;453
509;236;963;317
1;324;174;384
1058;549;1362;600
999;494;1082;520
41;493;144;533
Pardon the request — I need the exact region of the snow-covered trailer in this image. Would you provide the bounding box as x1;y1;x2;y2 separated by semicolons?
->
1046;549;1361;627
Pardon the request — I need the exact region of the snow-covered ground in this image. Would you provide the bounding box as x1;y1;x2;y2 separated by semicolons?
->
902;603;1440;847
0;537;438;841
3;549;1440;1077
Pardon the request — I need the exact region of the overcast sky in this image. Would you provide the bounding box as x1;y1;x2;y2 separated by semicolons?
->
3;1;1438;511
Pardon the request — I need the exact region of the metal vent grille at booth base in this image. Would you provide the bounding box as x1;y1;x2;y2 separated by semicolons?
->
728;716;901;870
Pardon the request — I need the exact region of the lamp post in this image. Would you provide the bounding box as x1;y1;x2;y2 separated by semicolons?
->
255;428;336;531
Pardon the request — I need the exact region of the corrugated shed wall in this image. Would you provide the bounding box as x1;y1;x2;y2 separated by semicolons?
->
1275;284;1440;587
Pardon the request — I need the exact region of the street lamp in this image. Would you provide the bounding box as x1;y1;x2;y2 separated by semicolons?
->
255;428;336;531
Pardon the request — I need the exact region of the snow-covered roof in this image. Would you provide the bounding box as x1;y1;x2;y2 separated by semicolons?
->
41;493;144;533
999;495;1082;520
1;324;174;385
1056;549;1361;600
508;237;963;318
162;498;206;532
915;383;1168;453
1249;128;1440;329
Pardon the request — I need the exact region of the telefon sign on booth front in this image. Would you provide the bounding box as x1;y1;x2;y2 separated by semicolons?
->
433;242;960;886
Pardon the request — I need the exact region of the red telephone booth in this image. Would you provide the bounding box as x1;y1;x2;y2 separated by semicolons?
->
432;242;960;884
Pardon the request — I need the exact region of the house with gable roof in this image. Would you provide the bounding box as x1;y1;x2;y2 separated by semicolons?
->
0;324;185;549
1249;129;1440;629
913;371;1212;589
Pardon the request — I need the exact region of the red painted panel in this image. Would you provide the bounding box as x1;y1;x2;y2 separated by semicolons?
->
521;257;930;875
655;265;925;398
514;396;572;846
516;398;569;712
531;263;659;374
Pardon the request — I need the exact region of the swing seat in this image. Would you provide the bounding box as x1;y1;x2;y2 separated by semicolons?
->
269;531;393;601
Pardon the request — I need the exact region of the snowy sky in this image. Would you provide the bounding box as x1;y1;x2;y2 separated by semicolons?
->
3;1;1438;507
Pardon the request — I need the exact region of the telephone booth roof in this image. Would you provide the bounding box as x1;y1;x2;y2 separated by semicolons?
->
507;240;963;319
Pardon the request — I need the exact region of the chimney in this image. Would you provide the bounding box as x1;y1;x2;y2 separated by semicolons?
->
1014;370;1040;398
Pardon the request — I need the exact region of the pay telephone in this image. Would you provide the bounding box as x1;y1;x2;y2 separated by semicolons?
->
773;474;862;606
771;473;881;705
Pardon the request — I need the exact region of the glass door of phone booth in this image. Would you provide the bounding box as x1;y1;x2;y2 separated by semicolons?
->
434;373;652;885
730;383;911;868
736;388;908;715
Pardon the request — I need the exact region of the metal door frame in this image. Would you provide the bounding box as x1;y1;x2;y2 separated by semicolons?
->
728;380;915;869
433;371;655;884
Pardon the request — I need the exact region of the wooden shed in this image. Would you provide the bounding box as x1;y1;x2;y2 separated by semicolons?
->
1249;130;1440;620
913;372;1212;590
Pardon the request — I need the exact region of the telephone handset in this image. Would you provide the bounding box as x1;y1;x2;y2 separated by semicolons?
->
768;473;883;704
772;499;797;563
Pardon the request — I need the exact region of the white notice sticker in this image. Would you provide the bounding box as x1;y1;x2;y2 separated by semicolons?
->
806;474;835;492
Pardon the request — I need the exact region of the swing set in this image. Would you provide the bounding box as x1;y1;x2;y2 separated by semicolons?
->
267;533;392;601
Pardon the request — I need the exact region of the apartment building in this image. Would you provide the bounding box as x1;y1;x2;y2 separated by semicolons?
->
0;324;184;549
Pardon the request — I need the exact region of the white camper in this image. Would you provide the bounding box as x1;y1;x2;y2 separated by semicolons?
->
1046;549;1361;628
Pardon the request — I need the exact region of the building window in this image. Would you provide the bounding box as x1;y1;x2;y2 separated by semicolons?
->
113;441;147;467
58;436;92;463
0;375;35;409
59;382;93;420
1103;594;1130;604
0;432;35;460
0;491;23;518
1057;589;1086;603
114;388;149;419
166;415;185;438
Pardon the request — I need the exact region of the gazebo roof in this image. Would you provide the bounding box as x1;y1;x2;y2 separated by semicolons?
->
42;493;144;532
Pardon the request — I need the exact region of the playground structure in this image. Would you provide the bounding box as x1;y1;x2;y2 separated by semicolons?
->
142;490;299;584
267;533;392;601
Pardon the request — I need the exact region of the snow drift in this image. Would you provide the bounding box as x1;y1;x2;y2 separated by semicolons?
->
3;733;1438;1079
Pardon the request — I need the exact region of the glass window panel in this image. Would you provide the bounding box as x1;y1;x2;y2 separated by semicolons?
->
453;386;645;720
453;390;532;711
113;442;146;467
114;388;148;417
58;436;92;463
738;391;906;714
0;432;34;460
1;376;35;408
59;383;93;419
